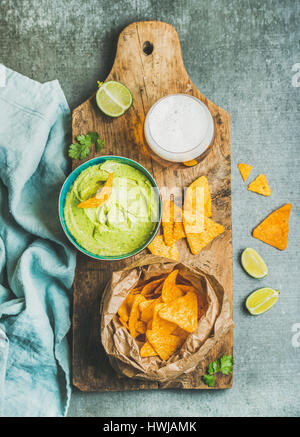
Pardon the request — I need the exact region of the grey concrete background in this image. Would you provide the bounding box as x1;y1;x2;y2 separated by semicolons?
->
1;0;299;417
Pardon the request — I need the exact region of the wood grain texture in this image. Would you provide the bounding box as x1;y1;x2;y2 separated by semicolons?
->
72;21;232;391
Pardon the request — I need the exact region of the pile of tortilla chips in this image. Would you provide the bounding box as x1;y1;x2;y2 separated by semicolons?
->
238;163;292;249
148;176;225;259
117;269;207;361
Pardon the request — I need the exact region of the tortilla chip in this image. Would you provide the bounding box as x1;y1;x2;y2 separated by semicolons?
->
146;330;182;360
248;174;271;196
238;163;252;182
140;341;157;357
141;278;164;296
162;200;185;246
161;269;183;303
117;301;129;322
159;291;198;333
135;320;147;334
147;235;179;261
152;303;177;334
150;282;163;296
252;203;292;250
140;297;162;323
128;294;145;339
184;214;225;255
119;317;128;329
183;159;198;167
172;326;190;341
77;173;113;208
185;175;212;219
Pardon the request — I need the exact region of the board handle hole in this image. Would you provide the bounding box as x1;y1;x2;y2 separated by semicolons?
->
143;41;153;56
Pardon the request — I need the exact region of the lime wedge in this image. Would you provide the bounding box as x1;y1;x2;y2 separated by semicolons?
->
246;287;279;315
96;81;132;117
241;247;268;278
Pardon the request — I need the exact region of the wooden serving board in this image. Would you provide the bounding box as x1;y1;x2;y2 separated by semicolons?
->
72;21;232;391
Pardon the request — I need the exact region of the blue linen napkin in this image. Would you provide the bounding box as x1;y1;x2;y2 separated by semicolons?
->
0;65;76;417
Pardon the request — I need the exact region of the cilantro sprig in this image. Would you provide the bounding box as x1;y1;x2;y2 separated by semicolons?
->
68;132;104;160
202;354;234;387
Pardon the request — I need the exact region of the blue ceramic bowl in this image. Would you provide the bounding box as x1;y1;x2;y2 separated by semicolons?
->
58;156;162;260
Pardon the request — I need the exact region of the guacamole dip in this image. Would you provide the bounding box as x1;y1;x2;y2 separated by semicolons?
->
64;160;159;257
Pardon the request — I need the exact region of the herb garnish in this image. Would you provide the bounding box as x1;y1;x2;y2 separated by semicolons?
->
202;354;234;387
68;132;104;159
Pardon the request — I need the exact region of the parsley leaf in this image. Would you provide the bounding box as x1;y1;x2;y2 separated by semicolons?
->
208;360;220;375
203;354;234;387
96;138;104;151
219;354;234;375
87;132;99;143
68;143;82;159
68;132;104;160
203;374;215;387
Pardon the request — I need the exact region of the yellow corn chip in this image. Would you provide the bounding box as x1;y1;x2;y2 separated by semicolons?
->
140;297;162;323
178;284;196;294
184;214;225;255
159;291;198;333
172;326;190;341
77;173;113;208
135;320;147;334
140;341;157;357
141;278;164;296
248;174;271;196
185;175;212;219
117;301;129;322
183;159;198;167
119;317;128;329
238;163;252;182
173;220;186;241
152;303;177;334
252;203;292;250
161;269;183;303
147;235;179;261
146;330;182;360
128;294;145;339
162;200;185;246
153;282;163;295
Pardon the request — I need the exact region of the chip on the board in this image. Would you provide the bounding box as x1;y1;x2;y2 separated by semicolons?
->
161;269;183;303
140;341;157;357
183;159;198;167
185;175;212;219
173;220;186;242
147;235;179;261
159;291;198;333
162;200;185;246
252;203;292;250
146;330;182;361
238;163;253;182
184;214;225;255
248;174;271;196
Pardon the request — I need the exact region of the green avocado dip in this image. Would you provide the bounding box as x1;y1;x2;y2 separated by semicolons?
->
64;160;159;257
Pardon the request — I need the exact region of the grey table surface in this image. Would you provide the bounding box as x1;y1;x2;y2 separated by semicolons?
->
1;0;299;417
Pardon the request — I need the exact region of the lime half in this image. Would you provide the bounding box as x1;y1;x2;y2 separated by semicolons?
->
241;247;268;279
96;81;132;117
246;287;279;315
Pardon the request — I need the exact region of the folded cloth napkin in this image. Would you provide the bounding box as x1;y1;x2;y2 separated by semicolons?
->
0;65;76;417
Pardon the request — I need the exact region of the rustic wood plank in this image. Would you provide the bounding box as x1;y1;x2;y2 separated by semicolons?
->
72;21;232;391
